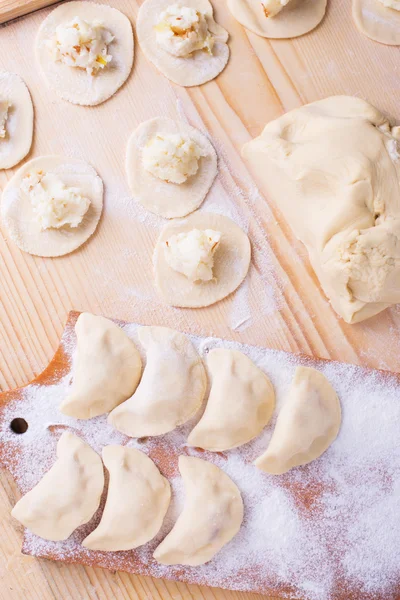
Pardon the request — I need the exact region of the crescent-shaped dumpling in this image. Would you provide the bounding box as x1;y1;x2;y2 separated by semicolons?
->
11;432;104;541
82;446;171;551
187;349;275;451
153;455;243;565
60;313;142;419
255;366;341;474
108;326;207;437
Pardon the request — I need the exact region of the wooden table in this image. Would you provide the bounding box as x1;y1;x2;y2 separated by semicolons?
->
0;0;399;598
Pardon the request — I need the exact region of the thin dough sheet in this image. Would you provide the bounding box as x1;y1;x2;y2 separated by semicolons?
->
0;72;33;170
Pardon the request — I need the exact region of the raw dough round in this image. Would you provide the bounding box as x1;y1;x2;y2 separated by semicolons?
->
126;117;217;218
227;0;327;38
1;155;103;257
352;0;400;45
0;72;33;170
153;211;251;307
35;2;134;106
137;0;229;87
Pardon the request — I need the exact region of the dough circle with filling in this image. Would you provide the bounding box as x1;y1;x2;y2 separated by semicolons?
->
35;1;134;106
0;72;34;170
352;0;400;45
153;211;251;307
227;0;327;38
1;155;103;257
126;117;217;218
137;0;229;86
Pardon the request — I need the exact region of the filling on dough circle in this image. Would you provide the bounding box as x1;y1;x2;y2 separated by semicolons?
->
155;4;214;56
0;72;34;170
153;211;251;308
262;0;292;18
36;1;134;106
1;155;103;257
46;16;114;75
137;0;229;87
126;117;217;218
142;132;205;184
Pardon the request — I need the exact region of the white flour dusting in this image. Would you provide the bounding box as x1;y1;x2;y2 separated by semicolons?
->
0;320;399;600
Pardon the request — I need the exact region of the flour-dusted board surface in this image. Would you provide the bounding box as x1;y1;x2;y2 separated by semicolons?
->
0;0;399;600
0;311;399;600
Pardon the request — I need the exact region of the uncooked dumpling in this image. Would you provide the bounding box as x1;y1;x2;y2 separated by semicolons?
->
352;0;400;46
1;155;103;257
137;0;229;86
0;72;33;170
188;349;275;451
227;0;327;39
60;313;142;419
83;446;171;551
154;211;251;308
108;326;207;437
153;455;243;565
126;117;217;218
36;1;134;105
11;432;104;541
242;96;400;324
255;366;341;474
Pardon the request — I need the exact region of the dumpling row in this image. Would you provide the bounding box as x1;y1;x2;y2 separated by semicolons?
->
61;313;342;474
12;433;243;566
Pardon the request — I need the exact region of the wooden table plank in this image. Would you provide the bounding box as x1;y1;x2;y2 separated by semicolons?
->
0;0;61;24
0;0;399;598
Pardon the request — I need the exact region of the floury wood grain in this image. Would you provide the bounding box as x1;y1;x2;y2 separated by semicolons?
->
0;0;399;599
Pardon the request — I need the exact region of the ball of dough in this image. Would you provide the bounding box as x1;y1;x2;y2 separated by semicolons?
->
1;155;103;257
227;0;327;39
153;211;251;307
126;117;217;218
35;2;134;106
137;0;229;87
0;72;33;170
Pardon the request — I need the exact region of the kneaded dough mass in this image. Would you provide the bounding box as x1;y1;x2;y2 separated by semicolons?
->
227;0;327;39
11;432;104;541
242;96;400;324
1;155;103;257
83;446;171;551
352;0;400;46
154;211;251;308
0;72;33;169
126;117;217;218
255;366;341;474
36;1;134;106
137;0;229;87
153;455;243;565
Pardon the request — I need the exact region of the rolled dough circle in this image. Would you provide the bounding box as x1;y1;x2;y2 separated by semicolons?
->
0;72;33;170
126;117;218;218
137;0;229;87
352;0;400;45
227;0;327;38
153;211;251;307
1;155;103;257
35;1;134;106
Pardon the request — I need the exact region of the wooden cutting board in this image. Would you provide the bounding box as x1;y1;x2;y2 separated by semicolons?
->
0;0;399;599
0;310;399;600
